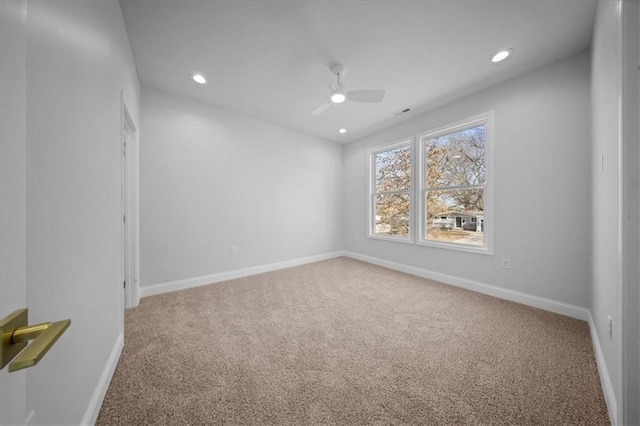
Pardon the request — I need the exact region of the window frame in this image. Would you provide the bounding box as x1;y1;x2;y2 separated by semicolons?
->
368;137;415;244
416;112;494;255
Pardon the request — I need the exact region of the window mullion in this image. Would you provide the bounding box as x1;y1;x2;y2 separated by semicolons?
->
425;183;484;192
374;189;411;196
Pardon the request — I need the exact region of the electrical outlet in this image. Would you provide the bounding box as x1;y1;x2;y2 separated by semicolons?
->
501;258;511;269
230;246;237;256
607;315;613;340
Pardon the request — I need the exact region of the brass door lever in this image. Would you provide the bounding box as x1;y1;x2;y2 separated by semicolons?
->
1;309;71;372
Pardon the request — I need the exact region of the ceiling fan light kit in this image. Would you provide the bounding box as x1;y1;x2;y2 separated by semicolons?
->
331;92;346;103
491;49;512;63
191;73;207;84
311;63;386;115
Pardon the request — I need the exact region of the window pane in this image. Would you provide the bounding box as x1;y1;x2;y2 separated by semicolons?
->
375;145;411;192
425;188;484;246
374;192;410;237
424;125;485;188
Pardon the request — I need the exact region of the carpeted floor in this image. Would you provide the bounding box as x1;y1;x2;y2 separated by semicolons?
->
97;257;609;425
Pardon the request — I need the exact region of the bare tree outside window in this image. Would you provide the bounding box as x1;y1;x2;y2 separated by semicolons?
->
372;144;411;238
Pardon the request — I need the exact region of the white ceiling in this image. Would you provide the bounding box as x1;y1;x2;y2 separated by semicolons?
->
120;0;596;143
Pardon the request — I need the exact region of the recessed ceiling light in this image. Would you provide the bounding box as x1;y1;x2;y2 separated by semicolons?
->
338;128;347;134
491;49;512;63
191;73;206;84
331;92;346;103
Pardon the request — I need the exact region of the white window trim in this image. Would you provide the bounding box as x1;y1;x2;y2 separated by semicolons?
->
416;112;494;255
368;137;415;244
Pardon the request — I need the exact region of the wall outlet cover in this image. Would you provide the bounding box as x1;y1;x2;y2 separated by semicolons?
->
501;258;511;269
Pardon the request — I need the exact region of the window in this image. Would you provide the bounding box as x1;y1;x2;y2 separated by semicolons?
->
418;115;490;252
369;140;412;241
367;113;492;254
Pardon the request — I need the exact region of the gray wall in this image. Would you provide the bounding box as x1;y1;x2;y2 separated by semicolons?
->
344;53;591;308
139;86;344;287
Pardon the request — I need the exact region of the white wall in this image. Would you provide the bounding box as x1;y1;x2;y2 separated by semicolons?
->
139;86;343;288
590;1;624;423
17;0;140;424
344;53;591;308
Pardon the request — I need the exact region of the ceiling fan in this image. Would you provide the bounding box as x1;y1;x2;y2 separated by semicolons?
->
311;64;386;115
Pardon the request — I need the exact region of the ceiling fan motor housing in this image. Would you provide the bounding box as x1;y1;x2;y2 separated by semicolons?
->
330;64;346;79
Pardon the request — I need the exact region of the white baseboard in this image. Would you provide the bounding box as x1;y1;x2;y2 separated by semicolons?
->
140;251;345;298
344;251;590;321
587;313;617;425
81;332;123;426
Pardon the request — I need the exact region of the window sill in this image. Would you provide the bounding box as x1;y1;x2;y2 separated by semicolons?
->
368;234;414;244
416;239;493;255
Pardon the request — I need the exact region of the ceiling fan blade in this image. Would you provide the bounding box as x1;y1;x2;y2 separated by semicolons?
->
311;99;332;115
347;89;386;103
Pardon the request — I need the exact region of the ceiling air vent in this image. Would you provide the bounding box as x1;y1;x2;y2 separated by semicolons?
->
393;107;412;117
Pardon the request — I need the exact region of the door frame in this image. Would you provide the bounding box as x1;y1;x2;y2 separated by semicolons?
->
121;95;140;309
621;0;640;423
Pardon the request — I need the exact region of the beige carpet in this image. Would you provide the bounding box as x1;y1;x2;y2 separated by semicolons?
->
97;257;609;425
